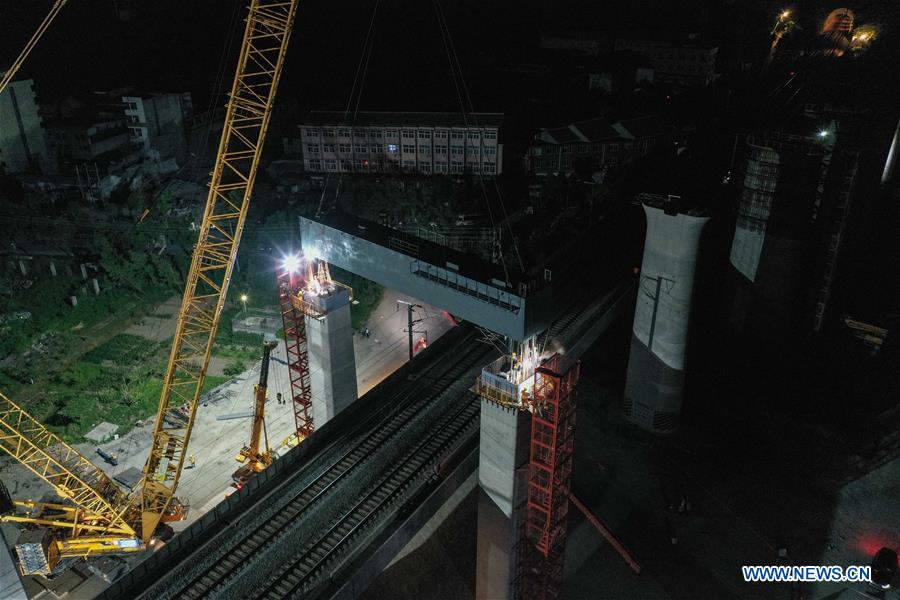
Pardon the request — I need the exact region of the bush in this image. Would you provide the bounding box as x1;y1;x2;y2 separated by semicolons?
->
224;359;246;377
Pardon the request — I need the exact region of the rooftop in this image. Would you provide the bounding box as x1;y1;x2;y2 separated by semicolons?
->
302;111;504;129
536;114;669;145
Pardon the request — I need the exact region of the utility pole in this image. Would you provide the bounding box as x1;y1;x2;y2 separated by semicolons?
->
397;300;423;361
644;275;675;352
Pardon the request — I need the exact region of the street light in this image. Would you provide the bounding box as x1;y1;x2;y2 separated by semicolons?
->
240;293;248;315
818;130;830;139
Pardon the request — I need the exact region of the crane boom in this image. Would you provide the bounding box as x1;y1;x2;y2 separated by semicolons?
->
0;0;70;96
0;392;134;538
248;341;276;458
139;0;300;540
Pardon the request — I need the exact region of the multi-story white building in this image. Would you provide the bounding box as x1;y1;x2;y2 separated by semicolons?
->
292;111;503;176
122;92;193;161
0;77;52;174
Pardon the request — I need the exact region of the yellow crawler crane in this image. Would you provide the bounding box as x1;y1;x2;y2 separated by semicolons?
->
0;0;300;575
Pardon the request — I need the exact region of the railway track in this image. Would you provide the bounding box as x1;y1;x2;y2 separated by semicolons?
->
170;328;493;599
258;391;481;598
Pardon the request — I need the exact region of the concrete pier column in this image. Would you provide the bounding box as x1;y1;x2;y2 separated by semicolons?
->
18;260;27;276
80;263;88;279
49;261;57;277
475;399;532;600
306;286;358;427
624;200;709;433
92;278;100;295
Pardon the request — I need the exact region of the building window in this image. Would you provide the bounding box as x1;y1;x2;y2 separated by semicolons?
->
306;144;320;153
387;143;398;153
419;145;431;154
451;131;464;140
467;145;480;155
402;130;415;139
322;129;335;138
402;159;415;169
354;130;366;139
340;159;351;171
469;163;481;174
451;145;463;155
421;163;432;173
385;129;398;137
435;130;448;139
355;144;367;153
339;144;351;153
417;130;431;139
484;146;496;155
435;162;448;173
354;159;366;170
402;144;415;154
370;144;380;153
451;160;463;173
483;162;496;174
484;131;497;140
325;159;337;170
435;145;447;154
466;131;480;140
309;159;322;170
305;128;320;136
323;144;335;153
371;130;383;138
338;129;351;137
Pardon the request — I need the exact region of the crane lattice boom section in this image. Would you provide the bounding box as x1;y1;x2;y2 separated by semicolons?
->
0;392;135;537
140;0;299;540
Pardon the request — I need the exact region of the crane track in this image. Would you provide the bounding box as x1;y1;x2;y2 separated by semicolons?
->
174;329;492;599
258;392;481;598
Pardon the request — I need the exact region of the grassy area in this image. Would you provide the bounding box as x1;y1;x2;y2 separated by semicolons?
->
11;331;230;442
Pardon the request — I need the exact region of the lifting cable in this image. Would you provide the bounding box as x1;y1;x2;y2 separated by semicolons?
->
431;0;525;285
315;0;383;218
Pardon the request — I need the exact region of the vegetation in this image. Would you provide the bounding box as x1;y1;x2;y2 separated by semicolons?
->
27;333;227;441
330;266;384;331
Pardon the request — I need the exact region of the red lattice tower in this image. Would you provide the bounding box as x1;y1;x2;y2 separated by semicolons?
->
277;268;314;438
517;353;580;600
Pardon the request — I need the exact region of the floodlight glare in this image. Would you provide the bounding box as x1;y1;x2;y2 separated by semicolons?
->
282;255;301;273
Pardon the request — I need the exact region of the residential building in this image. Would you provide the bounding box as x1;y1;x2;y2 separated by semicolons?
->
614;38;718;86
293;111;504;176
45;115;131;164
122;92;193;162
528;114;670;175
0;77;52;174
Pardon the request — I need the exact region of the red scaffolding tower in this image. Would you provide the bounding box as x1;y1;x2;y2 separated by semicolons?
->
277;268;314;438
516;353;580;600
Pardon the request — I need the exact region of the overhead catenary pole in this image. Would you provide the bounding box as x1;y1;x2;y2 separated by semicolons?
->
397;300;423;361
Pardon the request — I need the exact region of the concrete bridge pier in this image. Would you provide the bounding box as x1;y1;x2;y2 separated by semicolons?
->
306;286;358;427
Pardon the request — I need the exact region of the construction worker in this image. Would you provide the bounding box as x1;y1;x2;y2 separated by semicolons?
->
188;455;196;469
277;392;283;405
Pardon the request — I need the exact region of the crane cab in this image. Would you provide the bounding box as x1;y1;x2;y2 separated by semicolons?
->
160;497;189;523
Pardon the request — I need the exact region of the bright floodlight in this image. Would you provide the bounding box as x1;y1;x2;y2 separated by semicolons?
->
240;294;248;302
781;10;790;19
818;130;829;139
282;254;301;273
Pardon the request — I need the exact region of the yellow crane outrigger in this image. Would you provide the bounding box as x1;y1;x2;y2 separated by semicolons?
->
0;0;300;575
